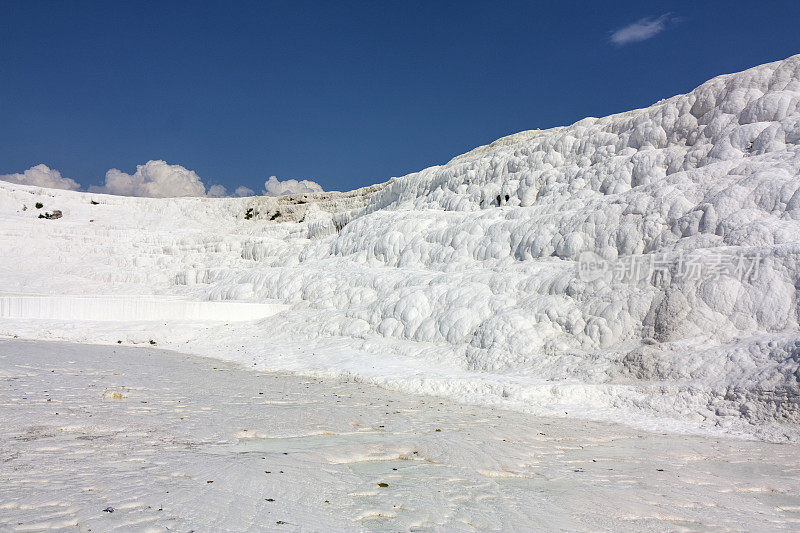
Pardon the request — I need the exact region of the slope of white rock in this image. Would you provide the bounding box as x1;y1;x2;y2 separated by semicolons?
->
2;55;800;441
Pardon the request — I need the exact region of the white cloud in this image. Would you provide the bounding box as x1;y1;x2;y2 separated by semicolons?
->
263;176;323;196
2;160;266;199
233;186;255;197
89;160;207;198
0;164;81;191
610;14;671;46
206;184;228;198
204;184;255;198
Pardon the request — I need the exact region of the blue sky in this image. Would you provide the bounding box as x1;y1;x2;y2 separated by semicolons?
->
2;0;799;193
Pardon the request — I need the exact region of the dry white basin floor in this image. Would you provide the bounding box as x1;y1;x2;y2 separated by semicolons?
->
1;339;799;532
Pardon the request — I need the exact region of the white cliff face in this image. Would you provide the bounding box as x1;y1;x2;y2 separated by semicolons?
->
2;55;800;441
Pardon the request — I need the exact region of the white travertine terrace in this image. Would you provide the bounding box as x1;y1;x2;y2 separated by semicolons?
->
2;55;800;441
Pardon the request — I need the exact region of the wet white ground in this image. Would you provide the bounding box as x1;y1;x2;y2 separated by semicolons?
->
2;339;799;532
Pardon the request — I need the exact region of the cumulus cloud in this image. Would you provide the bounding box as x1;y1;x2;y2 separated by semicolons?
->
89;160;207;198
233;186;255;197
263;176;323;196
206;184;228;198
0;164;81;191
2;160;267;199
610;14;672;46
206;184;255;197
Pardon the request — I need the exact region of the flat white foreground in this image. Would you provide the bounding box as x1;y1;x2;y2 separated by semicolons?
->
1;340;799;532
0;294;286;322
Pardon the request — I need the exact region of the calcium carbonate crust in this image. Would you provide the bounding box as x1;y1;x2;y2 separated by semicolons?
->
2;55;800;441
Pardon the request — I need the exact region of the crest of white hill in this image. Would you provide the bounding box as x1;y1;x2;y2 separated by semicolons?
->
1;54;799;440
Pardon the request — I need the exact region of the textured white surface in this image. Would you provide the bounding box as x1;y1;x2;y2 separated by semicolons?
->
2;55;800;441
2;340;799;531
0;295;285;322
